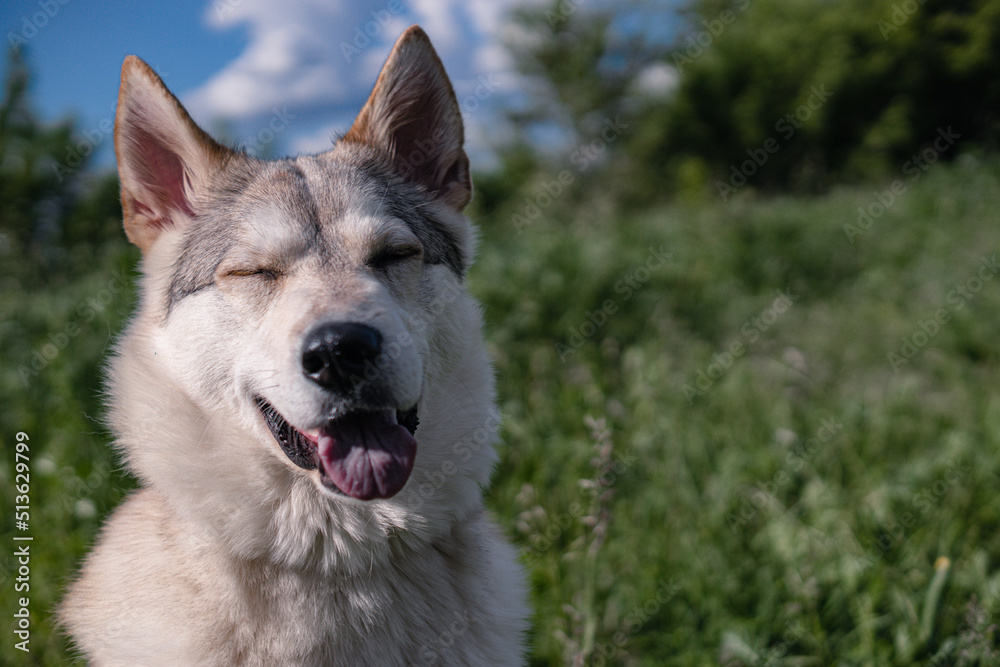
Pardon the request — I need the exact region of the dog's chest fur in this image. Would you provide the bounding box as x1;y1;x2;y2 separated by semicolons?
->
67;489;524;666
211;525;517;665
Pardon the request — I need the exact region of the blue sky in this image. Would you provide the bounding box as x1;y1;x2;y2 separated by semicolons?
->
1;0;679;170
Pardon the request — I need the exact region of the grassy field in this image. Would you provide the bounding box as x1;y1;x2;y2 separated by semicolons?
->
4;157;1000;664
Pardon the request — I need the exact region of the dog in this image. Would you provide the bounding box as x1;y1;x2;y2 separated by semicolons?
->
58;25;529;665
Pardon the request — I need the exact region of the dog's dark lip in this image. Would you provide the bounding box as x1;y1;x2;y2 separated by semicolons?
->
254;397;419;491
256;397;319;472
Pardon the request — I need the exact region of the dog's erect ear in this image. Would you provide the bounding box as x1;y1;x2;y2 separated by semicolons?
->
115;56;232;252
343;25;471;211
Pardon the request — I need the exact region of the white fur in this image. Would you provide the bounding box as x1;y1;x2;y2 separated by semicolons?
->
60;26;529;666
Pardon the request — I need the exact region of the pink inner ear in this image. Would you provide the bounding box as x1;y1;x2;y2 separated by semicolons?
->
131;129;196;230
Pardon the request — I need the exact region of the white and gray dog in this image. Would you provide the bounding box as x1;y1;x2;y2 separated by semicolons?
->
59;25;529;666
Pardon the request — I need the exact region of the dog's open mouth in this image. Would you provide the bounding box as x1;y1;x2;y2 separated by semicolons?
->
256;398;418;501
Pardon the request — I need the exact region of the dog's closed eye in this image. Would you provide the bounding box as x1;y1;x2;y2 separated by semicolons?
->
223;267;283;280
368;244;423;271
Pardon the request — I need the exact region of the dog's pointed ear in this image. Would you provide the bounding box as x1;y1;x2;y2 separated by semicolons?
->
115;56;232;252
343;25;471;211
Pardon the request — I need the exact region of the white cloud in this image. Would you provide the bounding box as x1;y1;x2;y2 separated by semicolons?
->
184;0;534;163
184;0;532;121
288;120;351;156
185;0;355;120
409;0;463;51
633;62;678;98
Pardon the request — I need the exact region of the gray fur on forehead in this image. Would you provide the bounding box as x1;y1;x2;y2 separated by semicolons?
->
164;160;259;311
305;144;467;277
164;149;466;315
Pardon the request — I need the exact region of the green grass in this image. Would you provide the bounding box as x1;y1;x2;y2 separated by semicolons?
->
5;158;1000;664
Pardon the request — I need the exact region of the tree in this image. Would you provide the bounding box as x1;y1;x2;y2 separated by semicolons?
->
0;47;126;285
496;0;1000;203
503;0;670;149
634;0;1000;197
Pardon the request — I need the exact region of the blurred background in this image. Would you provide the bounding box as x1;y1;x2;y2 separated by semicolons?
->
3;0;1000;663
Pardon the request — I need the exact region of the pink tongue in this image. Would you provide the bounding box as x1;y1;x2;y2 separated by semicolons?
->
317;412;417;500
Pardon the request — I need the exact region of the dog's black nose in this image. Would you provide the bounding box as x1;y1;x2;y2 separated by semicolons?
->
301;323;382;391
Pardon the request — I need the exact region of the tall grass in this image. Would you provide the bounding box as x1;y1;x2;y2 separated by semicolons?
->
3;158;1000;663
474;156;1000;664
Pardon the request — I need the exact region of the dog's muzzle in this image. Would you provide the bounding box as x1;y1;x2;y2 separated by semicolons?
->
257;397;419;501
301;322;382;393
255;322;420;501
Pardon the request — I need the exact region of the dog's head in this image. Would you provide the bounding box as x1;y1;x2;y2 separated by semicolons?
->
109;26;496;560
